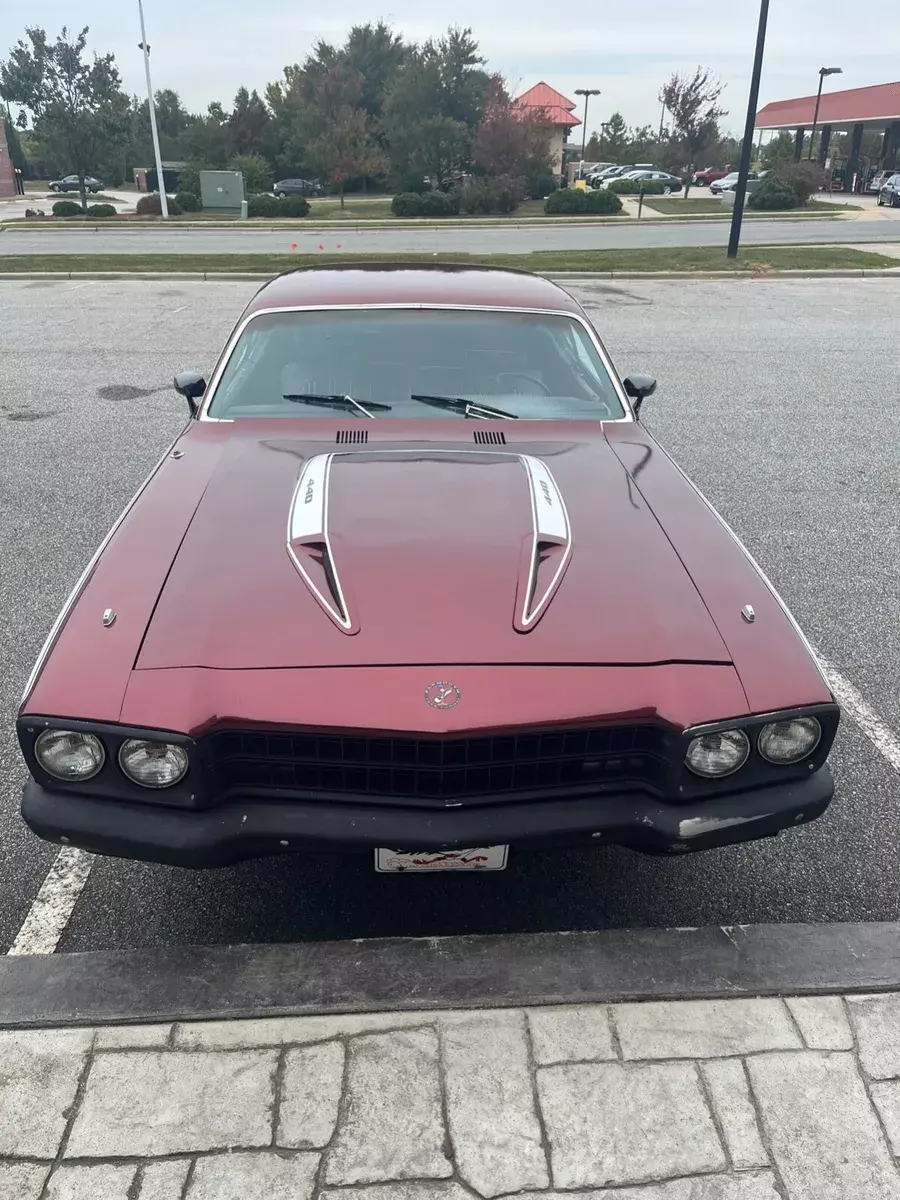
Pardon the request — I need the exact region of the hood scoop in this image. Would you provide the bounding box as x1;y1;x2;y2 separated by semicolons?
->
287;455;357;633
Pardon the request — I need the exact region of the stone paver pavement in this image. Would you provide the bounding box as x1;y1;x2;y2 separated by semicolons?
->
2;992;900;1197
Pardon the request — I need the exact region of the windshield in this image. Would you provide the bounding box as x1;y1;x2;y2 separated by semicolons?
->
206;308;626;420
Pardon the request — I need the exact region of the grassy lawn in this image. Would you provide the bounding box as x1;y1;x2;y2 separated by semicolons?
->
0;246;896;275
640;196;859;217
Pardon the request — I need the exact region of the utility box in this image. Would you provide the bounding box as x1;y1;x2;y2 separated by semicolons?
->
199;170;245;215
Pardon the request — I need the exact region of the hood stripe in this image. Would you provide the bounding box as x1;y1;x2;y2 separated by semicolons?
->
519;454;572;629
287;453;353;631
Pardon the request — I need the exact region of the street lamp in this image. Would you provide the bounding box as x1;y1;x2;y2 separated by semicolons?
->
574;88;601;165
808;66;842;160
137;0;168;218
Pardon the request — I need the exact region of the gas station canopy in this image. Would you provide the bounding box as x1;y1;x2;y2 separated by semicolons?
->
756;81;900;134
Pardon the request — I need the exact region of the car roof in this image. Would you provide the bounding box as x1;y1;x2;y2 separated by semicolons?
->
243;264;584;317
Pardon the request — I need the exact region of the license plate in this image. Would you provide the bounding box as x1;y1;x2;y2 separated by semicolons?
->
375;846;508;873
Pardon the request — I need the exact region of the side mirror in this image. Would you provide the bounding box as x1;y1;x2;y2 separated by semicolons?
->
623;374;657;418
174;371;206;416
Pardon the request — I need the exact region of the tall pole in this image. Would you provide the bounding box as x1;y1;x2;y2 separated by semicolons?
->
808;73;825;161
727;0;769;259
658;100;666;142
137;0;168;219
575;88;601;168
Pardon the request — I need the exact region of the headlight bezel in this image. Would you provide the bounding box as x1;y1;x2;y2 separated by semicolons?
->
34;728;106;782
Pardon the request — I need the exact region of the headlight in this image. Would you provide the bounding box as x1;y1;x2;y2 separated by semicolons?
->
119;739;189;789
758;717;821;764
35;729;105;781
685;729;750;778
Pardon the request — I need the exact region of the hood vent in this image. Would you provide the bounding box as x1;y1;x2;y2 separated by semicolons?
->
473;430;506;445
336;429;368;444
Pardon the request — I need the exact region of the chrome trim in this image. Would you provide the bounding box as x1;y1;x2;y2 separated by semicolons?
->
741;604;755;624
519;454;572;628
20;435;183;708
654;444;831;693
101;608;117;628
286;453;353;631
198;303;634;423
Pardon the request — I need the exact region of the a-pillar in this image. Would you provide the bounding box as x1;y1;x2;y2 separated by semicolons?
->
818;125;832;167
793;127;806;161
845;122;864;191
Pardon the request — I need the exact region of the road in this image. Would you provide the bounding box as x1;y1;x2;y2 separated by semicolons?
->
2;276;899;955
0;215;898;256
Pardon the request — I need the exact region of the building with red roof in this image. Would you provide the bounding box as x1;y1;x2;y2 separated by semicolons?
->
514;83;581;176
755;80;900;191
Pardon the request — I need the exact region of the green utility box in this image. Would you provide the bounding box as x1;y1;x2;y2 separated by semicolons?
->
199;170;246;215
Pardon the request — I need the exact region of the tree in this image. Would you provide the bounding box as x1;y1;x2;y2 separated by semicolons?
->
227;87;270;157
340;22;407;121
761;131;796;168
180;101;229;167
0;26;129;209
599;111;629;162
229;152;271;194
473;73;552;193
659;67;727;194
289;64;381;206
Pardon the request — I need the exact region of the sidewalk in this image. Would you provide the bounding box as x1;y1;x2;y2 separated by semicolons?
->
5;991;900;1199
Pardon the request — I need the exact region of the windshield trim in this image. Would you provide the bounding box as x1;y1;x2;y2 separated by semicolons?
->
198;303;635;423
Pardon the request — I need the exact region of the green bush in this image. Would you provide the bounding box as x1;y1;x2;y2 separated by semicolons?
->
769;162;826;205
51;199;83;217
175;191;202;212
606;178;669;195
86;203;117;218
135;192;182;216
584;188;624;215
460;181;493;215
247;193;309;218
747;177;799;210
229;154;272;196
177;161;203;198
391;191;459;217
544;188;588;214
489;175;522;214
528;173;558;199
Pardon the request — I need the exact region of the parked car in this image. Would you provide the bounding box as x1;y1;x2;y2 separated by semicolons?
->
49;175;103;193
17;265;839;870
709;171;763;195
691;167;729;187
877;173;900;207
620;170;684;194
589;164;660;188
273;178;324;198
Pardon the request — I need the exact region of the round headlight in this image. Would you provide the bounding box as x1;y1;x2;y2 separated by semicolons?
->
685;729;750;778
119;739;189;789
758;717;821;765
35;729;105;781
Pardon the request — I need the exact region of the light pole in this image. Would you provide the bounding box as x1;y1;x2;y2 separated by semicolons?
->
727;0;770;259
137;0;168;218
574;88;601;166
808;66;842;160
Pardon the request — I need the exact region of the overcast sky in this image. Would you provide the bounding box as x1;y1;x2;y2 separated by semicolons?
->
2;0;898;133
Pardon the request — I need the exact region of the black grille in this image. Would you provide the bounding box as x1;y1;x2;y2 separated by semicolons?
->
473;429;506;445
336;429;368;444
207;725;669;805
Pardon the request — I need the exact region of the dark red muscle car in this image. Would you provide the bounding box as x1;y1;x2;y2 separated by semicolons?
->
17;265;839;871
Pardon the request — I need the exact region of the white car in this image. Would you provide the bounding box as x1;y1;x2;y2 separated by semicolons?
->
709;170;768;196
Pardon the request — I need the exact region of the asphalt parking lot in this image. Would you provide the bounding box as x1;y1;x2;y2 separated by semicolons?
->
1;276;899;955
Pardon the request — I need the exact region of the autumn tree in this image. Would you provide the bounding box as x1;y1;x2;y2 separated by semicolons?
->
0;26;128;209
659;67;727;194
473;74;553;195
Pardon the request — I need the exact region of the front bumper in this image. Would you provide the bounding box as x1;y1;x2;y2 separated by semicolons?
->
22;768;834;868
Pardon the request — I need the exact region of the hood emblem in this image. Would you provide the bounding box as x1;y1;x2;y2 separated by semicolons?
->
425;681;461;710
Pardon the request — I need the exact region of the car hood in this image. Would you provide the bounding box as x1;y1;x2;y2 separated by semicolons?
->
136;426;730;670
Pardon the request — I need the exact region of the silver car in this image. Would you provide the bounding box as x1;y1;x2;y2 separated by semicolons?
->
877;173;900;208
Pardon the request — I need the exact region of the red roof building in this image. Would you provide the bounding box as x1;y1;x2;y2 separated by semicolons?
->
756;81;900;132
514;82;581;177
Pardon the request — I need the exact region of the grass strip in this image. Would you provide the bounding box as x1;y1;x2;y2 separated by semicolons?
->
0;246;896;275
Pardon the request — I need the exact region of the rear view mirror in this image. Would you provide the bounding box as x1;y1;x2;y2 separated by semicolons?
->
174;371;206;416
623;374;657;418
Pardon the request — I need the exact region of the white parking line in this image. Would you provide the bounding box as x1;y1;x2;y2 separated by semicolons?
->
820;658;900;773
7;847;93;956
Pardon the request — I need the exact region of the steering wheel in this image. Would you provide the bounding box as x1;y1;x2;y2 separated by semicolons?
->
497;372;551;395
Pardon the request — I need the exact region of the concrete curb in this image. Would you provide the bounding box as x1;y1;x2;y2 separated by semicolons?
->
2;268;899;283
2;922;900;1028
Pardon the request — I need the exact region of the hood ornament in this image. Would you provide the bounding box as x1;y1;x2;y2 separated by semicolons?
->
425;681;461;710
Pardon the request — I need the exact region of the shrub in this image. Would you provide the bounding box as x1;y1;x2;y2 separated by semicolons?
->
606;178;668;195
584;188;624;215
489;175;523;214
747;176;799;210
770;162;826;205
135;192;182;216
86;203;117;218
175;191;202;212
52;199;83;217
544;188;587;214
391;190;459;217
528;173;558;199
229;153;272;196
247;193;309;218
177;161;203;198
460;180;494;215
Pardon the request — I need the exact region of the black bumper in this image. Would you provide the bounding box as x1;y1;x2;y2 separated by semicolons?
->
22;768;834;868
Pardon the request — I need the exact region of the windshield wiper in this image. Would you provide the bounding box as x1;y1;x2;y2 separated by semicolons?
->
409;393;518;420
283;393;391;417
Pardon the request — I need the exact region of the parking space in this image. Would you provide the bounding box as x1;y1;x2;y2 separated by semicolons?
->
1;276;899;954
